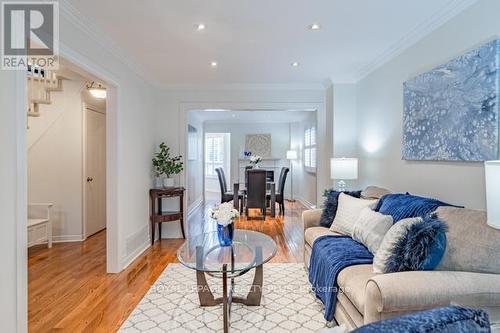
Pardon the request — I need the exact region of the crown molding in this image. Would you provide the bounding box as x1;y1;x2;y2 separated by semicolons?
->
59;0;155;88
157;82;327;92
350;0;479;82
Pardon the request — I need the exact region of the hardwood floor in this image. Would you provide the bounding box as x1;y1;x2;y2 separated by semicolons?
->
28;199;308;332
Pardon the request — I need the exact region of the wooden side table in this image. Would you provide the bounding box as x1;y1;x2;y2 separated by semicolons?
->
149;187;185;245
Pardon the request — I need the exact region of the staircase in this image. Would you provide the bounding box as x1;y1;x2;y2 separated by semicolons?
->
27;68;63;128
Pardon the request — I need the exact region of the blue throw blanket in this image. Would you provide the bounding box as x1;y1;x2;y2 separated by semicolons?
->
352;306;490;333
375;193;460;222
308;235;374;321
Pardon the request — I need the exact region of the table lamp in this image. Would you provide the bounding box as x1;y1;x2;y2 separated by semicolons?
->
485;161;500;229
286;150;298;201
330;158;358;192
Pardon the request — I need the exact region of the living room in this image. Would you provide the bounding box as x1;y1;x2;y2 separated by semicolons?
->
1;0;499;332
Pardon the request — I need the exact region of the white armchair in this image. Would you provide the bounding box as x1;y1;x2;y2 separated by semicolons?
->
28;203;53;248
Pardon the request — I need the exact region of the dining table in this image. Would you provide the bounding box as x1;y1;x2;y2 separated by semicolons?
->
232;182;276;218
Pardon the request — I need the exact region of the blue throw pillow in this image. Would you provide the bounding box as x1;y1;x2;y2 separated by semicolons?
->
384;215;448;273
351;306;490;333
319;190;362;228
375;193;458;222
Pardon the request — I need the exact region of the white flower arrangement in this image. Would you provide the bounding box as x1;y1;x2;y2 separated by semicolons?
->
210;202;240;226
249;155;262;164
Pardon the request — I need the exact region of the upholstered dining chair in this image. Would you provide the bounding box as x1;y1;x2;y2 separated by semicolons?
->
245;169;267;218
244;165;253;190
267;167;289;215
215;168;243;208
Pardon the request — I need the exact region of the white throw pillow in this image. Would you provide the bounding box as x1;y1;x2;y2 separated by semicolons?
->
372;217;422;273
352;208;393;254
329;193;377;236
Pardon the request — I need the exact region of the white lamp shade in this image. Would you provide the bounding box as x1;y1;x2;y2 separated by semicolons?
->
331;158;358;180
485;160;500;229
286;150;298;160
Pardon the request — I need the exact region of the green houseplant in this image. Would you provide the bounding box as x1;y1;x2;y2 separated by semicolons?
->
152;142;184;187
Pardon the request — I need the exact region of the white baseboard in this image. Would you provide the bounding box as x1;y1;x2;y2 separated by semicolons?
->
120;239;150;270
52;234;84;243
296;196;317;210
188;196;203;218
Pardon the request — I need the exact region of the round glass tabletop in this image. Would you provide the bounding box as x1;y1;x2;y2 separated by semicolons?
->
177;230;277;274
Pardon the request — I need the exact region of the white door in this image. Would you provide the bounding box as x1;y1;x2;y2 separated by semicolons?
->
85;105;106;237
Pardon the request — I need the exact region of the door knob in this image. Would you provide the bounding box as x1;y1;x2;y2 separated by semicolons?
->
87;177;93;182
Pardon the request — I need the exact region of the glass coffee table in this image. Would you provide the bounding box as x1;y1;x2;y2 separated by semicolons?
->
177;230;277;333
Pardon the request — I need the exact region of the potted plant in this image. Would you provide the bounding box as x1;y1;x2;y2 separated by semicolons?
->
210;202;240;246
249;154;262;168
152;142;184;187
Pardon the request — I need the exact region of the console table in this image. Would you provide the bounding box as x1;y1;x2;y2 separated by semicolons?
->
149;187;185;245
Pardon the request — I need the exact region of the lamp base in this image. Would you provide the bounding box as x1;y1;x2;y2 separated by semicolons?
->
336;180;347;192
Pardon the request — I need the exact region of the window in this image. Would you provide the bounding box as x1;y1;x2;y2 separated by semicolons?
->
205;133;226;177
304;125;316;171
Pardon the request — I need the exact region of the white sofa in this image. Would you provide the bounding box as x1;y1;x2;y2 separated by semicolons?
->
302;187;500;330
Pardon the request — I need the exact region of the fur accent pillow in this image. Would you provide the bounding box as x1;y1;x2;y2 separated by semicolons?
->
373;217;422;273
330;193;377;236
352;208;393;254
373;216;448;273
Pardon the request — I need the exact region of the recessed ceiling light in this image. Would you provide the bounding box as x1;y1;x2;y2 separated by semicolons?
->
309;23;321;30
210;61;218;67
195;23;206;31
291;62;300;67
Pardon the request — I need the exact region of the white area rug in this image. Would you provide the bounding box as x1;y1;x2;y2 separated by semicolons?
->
120;263;328;332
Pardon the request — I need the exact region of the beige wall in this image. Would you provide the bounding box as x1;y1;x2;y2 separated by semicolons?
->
355;0;499;209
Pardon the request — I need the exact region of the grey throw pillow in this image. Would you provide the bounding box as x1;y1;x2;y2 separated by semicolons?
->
330;193;378;236
352;208;393;254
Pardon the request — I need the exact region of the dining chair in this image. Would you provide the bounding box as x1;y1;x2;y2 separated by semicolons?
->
267;167;289;215
215;168;243;207
245;169;267;218
244;165;253;190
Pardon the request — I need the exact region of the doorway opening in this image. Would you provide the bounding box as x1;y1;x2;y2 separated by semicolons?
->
27;61;108;249
183;108;320;212
27;58;111;289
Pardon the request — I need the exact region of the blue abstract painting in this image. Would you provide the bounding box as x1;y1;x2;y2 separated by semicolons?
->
403;39;500;161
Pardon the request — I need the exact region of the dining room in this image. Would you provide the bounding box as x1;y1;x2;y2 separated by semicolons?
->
186;109;318;221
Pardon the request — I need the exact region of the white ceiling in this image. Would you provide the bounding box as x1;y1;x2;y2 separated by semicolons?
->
190;110;314;123
66;0;477;86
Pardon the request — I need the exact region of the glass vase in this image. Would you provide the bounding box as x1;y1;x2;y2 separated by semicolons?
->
217;223;234;247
